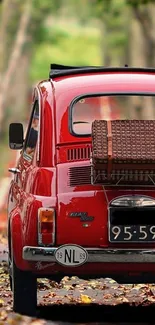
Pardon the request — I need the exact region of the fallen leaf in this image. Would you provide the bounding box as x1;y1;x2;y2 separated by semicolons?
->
0;299;4;307
80;294;93;303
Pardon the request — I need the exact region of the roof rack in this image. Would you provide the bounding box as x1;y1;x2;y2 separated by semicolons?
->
49;64;155;79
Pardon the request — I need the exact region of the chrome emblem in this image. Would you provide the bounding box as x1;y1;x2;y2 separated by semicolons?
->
69;212;94;221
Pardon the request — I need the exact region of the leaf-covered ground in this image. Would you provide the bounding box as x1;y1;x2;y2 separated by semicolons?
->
1;233;155;324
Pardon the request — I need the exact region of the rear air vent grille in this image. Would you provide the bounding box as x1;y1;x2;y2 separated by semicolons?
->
67;147;91;161
69;166;91;186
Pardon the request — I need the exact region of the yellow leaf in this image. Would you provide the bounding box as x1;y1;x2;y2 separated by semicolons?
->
63;285;73;290
0;310;7;321
109;279;117;283
80;294;92;303
0;299;4;307
147;296;155;302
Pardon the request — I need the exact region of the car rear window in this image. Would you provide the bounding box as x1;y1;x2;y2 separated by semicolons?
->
71;95;155;136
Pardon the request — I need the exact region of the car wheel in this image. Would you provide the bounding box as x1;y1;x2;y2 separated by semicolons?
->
8;256;12;291
8;229;12;290
12;259;37;316
9;275;12;291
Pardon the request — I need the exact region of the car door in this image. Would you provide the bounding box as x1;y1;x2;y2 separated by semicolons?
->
8;96;40;224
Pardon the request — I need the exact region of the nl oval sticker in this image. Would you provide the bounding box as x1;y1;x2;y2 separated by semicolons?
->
55;244;88;267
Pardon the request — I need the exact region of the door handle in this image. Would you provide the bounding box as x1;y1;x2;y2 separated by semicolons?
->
8;168;21;174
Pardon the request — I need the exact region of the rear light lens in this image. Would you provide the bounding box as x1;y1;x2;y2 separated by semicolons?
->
38;208;55;246
111;196;155;207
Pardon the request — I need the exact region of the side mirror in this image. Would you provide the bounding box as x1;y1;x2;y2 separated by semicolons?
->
9;123;24;149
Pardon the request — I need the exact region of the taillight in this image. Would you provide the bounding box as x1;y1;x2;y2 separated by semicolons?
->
38;208;55;246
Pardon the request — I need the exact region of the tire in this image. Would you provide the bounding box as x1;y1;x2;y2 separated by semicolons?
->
8;229;12;290
12;259;37;316
8;255;12;290
9;275;12;291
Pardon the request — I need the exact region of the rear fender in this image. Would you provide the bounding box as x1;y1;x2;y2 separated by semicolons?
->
10;196;56;270
10;208;27;269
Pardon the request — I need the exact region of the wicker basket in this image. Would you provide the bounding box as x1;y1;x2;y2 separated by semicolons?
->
91;120;155;185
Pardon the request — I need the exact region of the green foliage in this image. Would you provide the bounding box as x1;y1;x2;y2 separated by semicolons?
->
30;23;101;81
27;0;62;43
93;0;125;18
127;0;154;7
29;0;130;81
89;0;129;65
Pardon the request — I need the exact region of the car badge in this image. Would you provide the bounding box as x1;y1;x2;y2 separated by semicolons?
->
69;212;94;222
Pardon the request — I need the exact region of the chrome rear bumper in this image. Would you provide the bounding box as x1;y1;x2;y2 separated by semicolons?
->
23;246;155;263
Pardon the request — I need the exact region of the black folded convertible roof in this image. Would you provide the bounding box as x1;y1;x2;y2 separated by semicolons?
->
49;63;155;79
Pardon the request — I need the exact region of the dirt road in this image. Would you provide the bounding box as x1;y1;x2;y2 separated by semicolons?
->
1;239;155;324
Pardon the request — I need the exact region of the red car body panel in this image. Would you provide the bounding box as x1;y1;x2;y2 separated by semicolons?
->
8;69;155;280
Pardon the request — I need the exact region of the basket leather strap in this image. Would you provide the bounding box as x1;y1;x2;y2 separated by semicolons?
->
107;120;112;178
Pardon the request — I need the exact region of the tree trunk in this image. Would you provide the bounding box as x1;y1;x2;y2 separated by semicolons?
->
0;0;13;73
0;0;32;133
133;4;155;67
4;51;32;130
100;18;111;67
129;3;155;120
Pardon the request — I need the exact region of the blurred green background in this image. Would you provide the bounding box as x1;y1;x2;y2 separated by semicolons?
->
0;0;155;178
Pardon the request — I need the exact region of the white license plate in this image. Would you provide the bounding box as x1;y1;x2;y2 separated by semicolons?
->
55;244;88;267
110;224;155;242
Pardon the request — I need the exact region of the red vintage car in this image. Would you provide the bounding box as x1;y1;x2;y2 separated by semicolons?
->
8;64;155;315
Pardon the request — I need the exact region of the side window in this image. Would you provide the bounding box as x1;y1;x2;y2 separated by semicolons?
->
24;101;39;159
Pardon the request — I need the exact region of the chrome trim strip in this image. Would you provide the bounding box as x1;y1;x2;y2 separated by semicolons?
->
35;86;41;162
23;246;155;263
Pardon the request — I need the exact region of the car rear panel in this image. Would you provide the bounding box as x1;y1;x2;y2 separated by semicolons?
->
56;161;155;248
